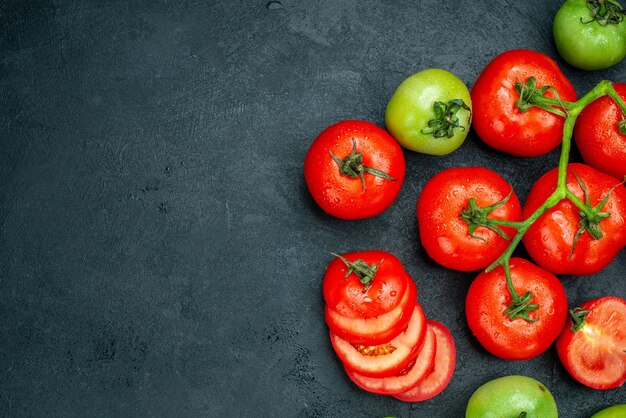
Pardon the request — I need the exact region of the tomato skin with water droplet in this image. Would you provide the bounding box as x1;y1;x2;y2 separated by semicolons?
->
522;163;626;275
417;166;521;271
465;258;568;360
304;120;405;220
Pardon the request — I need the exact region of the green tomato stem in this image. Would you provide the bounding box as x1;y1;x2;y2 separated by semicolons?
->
487;80;623;320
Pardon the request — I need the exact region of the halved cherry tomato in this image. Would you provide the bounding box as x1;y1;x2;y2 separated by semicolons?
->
325;282;417;345
465;258;568;360
556;296;626;390
330;304;426;378
393;321;456;402
304;120;405;220
345;324;436;395
417;167;521;271
471;49;577;157
522;163;626;276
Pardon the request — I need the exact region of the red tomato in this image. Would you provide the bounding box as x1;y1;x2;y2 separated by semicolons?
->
523;163;626;276
471;49;577;157
393;321;456;402
574;83;626;181
325;280;417;345
330;304;426;378
323;251;417;345
417;167;522;271
465;258;568;360
304;120;405;219
556;296;626;390
345;323;436;395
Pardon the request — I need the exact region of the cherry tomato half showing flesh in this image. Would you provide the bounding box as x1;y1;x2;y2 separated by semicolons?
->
556;296;626;390
417;166;521;271
330;304;427;378
554;0;626;71
523;163;626;276
471;49;577;157
574;83;626;181
304;120;405;220
345;323;436;395
385;68;472;156
465;258;568;360
392;320;456;402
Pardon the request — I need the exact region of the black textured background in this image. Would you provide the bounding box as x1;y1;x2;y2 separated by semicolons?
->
1;0;625;417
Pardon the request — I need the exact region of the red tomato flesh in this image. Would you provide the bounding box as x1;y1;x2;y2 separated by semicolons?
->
345;323;437;395
393;320;456;402
556;296;626;390
330;303;426;378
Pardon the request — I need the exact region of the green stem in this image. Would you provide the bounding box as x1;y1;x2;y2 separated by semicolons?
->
488;80;622;321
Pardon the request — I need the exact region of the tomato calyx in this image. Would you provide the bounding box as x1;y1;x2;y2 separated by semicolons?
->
460;193;515;241
568;307;590;332
519;413;528;418
420;99;471;139
331;253;382;292
329;139;397;192
515;77;569;117
568;173;616;257
503;263;539;323
582;0;625;26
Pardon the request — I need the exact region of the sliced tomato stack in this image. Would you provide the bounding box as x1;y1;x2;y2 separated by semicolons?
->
323;251;456;401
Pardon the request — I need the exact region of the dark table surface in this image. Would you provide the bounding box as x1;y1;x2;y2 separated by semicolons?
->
2;0;625;416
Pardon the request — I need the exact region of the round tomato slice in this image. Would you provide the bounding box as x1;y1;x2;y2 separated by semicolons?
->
323;251;410;318
556;296;626;390
330;303;426;378
393;320;456;402
345;322;436;395
325;279;417;345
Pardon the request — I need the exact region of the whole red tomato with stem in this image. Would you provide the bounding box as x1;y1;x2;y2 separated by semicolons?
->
523;163;626;276
471;49;577;157
574;83;626;181
417;166;522;271
323;251;417;345
465;258;568;360
556;296;626;390
304;120;405;220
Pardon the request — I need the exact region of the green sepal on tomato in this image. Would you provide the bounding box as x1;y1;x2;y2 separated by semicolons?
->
417;167;522;271
465;258;568;360
471;49;577;157
556;296;626;390
304;120;405;220
385;69;472;155
554;0;626;71
574;83;626;181
523;163;626;276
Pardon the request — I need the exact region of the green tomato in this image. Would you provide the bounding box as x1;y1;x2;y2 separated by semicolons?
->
385;68;471;155
553;0;626;70
591;405;626;418
465;375;558;418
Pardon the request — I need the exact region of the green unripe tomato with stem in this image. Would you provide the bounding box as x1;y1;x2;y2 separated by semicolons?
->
553;0;626;70
385;68;472;155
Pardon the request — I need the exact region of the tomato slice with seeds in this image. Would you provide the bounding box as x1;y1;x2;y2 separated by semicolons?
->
393;321;456;402
556;296;626;390
345;322;437;395
330;303;426;378
325;280;417;345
